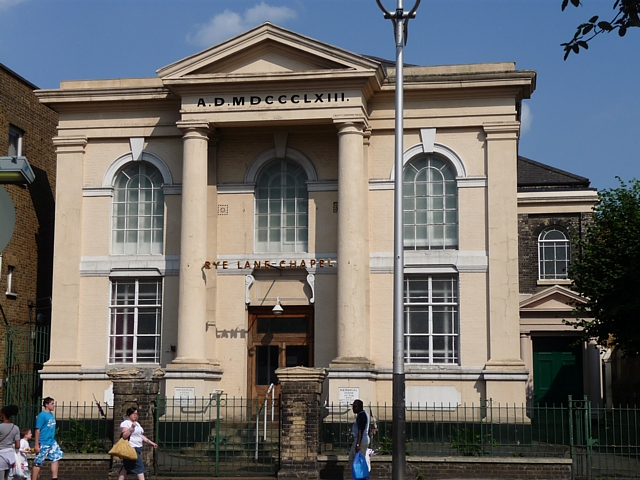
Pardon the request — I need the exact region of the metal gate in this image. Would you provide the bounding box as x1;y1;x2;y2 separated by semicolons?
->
154;390;280;476
4;325;49;408
569;395;640;480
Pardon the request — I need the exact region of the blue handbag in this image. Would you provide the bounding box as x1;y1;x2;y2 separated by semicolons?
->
351;451;370;480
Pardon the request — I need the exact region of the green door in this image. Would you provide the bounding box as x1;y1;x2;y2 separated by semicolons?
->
533;336;583;406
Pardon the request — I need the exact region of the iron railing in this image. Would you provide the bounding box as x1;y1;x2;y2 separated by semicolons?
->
320;397;640;479
13;402;113;454
154;394;280;476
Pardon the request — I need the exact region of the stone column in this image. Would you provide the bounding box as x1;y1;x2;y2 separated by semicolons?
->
206;134;219;361
108;367;165;476
483;122;527;406
172;121;210;367
332;121;370;367
276;366;327;480
42;136;87;377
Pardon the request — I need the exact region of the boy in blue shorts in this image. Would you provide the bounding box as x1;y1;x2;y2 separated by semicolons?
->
32;397;63;480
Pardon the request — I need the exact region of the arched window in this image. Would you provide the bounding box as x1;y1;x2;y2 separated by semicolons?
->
255;159;308;253
403;154;457;250
112;162;164;255
538;227;571;280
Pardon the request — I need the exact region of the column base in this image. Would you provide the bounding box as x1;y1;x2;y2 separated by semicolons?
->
168;357;215;368
164;362;224;399
329;356;374;369
483;358;529;410
327;359;376;405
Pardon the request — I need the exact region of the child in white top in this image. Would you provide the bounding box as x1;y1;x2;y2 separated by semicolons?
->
14;428;31;479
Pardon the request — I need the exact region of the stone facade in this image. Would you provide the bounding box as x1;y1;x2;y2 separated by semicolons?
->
0;64;57;404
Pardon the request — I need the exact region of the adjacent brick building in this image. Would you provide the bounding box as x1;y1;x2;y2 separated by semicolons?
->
0;64;57;405
515;155;603;407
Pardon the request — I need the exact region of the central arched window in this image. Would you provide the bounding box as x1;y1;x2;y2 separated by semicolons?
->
112;162;164;255
404;154;458;250
538;227;571;280
255;159;308;253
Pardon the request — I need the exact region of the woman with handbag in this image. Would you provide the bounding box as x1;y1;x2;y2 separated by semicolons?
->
0;405;20;479
118;407;157;480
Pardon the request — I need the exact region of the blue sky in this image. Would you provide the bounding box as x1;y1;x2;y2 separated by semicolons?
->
0;0;637;190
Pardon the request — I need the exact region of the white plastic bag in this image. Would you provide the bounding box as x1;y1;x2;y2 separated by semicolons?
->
365;448;373;472
13;450;25;477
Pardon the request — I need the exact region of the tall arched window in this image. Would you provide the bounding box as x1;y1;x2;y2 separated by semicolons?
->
255;159;308;253
112;162;164;255
403;154;457;250
538;227;571;280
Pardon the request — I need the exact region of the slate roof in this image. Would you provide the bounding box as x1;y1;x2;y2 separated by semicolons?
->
517;156;591;191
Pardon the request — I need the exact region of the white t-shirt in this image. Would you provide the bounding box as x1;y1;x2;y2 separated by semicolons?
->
351;410;370;444
19;438;29;461
120;419;144;448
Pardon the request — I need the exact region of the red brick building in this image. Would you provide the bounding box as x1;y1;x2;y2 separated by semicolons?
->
0;64;57;405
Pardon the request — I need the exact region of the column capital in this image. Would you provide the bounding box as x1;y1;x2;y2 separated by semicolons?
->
177;120;210;135
483;122;520;140
334;117;367;135
52;135;88;154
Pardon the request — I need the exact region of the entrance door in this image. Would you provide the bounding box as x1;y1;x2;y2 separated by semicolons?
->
248;306;313;399
533;336;583;406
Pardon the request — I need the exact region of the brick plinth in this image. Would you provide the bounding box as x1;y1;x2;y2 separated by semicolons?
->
30;454;111;480
276;366;327;480
107;367;164;477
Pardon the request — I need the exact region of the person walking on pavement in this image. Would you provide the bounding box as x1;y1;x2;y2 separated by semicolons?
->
0;405;20;479
349;399;370;466
118;406;157;480
32;397;63;480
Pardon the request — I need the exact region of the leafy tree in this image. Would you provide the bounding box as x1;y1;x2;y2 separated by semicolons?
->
562;0;640;59
566;178;640;355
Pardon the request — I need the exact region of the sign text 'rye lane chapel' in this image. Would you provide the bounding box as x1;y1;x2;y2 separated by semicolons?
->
196;93;349;108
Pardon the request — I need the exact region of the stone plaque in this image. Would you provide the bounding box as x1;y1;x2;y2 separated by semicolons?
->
338;387;359;405
175;387;196;406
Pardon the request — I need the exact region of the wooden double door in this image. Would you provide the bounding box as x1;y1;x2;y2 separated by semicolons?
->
247;306;314;399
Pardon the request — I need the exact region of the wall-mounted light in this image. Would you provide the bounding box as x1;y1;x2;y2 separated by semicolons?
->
272;297;283;316
0;157;35;184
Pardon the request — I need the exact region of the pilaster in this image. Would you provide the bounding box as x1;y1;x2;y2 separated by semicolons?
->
483;122;526;405
43;136;88;375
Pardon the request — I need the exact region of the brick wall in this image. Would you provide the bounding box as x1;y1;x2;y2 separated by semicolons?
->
518;212;591;295
0;65;57;403
29;454;111;480
318;455;572;480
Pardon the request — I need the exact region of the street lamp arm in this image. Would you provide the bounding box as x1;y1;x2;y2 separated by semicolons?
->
375;0;421;19
375;0;393;19
376;0;421;45
406;0;421;19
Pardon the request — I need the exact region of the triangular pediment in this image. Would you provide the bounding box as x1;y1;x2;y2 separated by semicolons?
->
157;22;381;80
520;285;587;312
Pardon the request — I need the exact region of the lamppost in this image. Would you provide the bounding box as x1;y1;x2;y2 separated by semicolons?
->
375;2;420;480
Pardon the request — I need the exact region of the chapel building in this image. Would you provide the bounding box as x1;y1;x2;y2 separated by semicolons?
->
36;23;603;408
